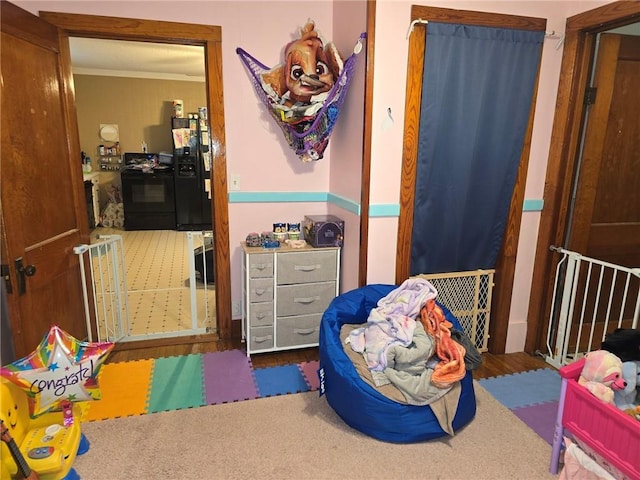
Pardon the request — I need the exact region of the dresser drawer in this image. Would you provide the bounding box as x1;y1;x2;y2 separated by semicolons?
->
249;302;273;327
248;253;274;278
249;278;273;303
276;281;336;316
277;250;337;285
276;314;320;347
249;325;274;350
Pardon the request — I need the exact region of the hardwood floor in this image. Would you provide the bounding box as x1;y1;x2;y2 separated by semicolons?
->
107;320;552;378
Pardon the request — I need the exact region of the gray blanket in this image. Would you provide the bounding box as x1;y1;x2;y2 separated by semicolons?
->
340;323;462;435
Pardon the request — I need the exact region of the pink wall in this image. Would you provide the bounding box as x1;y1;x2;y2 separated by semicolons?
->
17;0;363;319
329;1;368;294
370;0;612;352
17;0;614;352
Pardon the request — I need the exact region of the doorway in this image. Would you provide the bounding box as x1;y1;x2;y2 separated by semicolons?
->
397;6;547;354
526;2;640;354
40;10;233;344
70;36;216;341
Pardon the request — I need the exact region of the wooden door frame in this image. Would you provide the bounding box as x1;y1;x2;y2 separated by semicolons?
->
525;2;640;354
396;5;546;353
39;11;233;340
358;0;376;287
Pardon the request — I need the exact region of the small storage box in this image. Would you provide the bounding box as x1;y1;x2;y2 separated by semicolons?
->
303;215;344;247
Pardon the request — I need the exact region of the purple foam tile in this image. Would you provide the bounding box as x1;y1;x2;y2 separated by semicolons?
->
512;400;559;445
298;360;320;390
203;350;259;404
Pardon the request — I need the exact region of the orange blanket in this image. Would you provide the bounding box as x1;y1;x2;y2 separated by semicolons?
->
419;300;467;389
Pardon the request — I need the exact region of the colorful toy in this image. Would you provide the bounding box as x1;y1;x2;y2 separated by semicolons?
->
1;325;114;418
1;377;88;479
259;21;343;117
623;405;640;421
287;222;301;241
614;360;640;411
237;21;365;162
578;349;626;404
245;232;261;247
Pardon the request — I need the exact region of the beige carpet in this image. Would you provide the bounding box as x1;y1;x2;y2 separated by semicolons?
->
72;382;557;480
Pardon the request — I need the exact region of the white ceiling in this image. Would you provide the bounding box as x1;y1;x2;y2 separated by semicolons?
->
69;37;205;82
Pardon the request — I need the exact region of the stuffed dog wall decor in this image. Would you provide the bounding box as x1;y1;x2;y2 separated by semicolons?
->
237;21;365;162
260;20;344;122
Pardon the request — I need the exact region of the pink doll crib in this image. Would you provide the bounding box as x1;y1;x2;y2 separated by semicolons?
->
549;357;640;480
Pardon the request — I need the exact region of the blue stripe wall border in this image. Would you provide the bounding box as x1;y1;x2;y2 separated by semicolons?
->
369;204;400;217
228;192;543;215
327;193;360;215
523;199;543;211
228;191;327;203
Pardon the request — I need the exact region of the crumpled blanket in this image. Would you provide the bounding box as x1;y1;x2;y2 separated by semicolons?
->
419;299;467;389
347;278;438;371
340;323;462;436
380;322;454;406
560;437;617;480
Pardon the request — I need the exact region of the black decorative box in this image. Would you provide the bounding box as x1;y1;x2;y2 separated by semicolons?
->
303;215;344;247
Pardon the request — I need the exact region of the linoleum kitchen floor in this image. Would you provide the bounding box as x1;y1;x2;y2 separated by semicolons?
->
90;228;215;338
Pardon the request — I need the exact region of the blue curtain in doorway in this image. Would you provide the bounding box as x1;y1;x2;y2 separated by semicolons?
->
410;23;544;275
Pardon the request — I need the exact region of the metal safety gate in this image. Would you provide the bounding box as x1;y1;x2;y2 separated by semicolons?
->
74;235;129;343
545;246;640;368
74;232;214;343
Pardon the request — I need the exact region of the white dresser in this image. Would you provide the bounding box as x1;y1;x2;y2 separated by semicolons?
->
241;242;340;356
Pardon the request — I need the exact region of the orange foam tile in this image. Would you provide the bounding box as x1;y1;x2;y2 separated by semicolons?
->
83;359;154;422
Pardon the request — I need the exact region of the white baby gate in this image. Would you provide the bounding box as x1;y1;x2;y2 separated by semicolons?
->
74;232;213;343
545;246;640;368
74;235;129;343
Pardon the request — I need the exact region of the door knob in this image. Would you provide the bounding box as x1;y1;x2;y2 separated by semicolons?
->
14;257;36;296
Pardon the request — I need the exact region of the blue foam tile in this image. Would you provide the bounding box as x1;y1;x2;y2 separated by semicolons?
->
478;368;561;410
253;364;310;397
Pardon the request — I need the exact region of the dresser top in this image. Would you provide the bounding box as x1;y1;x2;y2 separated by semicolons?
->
241;241;339;255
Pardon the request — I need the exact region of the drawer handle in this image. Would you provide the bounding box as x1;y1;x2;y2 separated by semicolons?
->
294;264;321;272
256;312;267;319
294;296;320;304
254;334;273;343
294;327;317;336
254;263;269;271
254;288;269;296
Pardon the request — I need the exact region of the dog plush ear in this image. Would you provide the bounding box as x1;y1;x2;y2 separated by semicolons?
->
260;65;287;98
324;41;344;79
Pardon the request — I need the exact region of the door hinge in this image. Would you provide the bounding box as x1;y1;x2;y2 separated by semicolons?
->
584;87;597;106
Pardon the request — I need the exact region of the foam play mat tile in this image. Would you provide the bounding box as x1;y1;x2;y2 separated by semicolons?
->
298;360;320;391
84;359;154;421
478;368;561;409
254;364;310;397
512;400;559;445
202;350;259;404
147;354;205;413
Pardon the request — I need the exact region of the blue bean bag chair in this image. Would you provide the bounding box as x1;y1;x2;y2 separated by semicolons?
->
319;284;476;443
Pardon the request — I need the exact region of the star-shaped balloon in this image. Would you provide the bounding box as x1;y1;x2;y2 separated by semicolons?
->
0;325;114;418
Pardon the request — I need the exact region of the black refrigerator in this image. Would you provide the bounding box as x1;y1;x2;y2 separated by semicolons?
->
171;109;212;231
